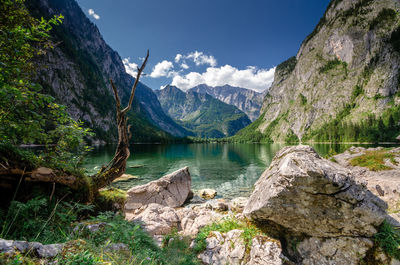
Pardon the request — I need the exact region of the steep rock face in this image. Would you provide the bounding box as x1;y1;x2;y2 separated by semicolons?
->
189;84;264;121
28;0;188;142
155;85;251;138
253;0;400;142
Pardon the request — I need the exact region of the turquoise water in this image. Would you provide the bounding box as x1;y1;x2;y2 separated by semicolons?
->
84;143;392;198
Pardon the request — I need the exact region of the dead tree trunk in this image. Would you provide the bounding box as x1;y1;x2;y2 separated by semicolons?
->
92;50;149;191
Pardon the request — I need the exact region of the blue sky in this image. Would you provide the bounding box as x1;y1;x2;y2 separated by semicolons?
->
76;0;330;92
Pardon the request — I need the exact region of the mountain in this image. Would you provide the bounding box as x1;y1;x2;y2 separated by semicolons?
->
155;86;251;138
189;84;264;121
27;0;189;143
236;0;400;143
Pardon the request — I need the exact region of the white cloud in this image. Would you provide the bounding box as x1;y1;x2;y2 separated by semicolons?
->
175;54;183;63
150;60;175;78
122;57;138;77
171;65;275;92
173;51;217;67
181;63;189;69
186;51;217;67
88;9;100;20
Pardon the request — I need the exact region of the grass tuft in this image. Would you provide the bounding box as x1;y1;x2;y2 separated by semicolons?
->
350;149;397;171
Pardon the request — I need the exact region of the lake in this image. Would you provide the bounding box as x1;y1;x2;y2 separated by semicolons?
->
84;143;391;198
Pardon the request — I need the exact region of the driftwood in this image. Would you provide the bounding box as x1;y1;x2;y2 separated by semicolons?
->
91;50;149;191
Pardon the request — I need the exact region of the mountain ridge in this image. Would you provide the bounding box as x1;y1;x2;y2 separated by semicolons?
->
237;0;400;143
27;0;189;143
155;85;251;138
188;84;265;121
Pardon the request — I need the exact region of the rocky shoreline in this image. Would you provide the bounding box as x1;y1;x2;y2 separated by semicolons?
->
1;145;400;264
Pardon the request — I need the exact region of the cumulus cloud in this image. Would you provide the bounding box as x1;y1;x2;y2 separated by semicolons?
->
150;60;175;78
171;65;275;92
122;57;138;77
181;63;189;69
186;51;217;67
88;9;100;20
175;54;183;63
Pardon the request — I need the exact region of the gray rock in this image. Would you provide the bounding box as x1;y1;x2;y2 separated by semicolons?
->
125;167;192;217
297;237;373;265
244;145;387;237
249;236;286;265
177;205;224;236
35;243;63;258
230;197;248;213
198;230;286;265
333;147;400;211
127;203;180;236
0;239;63;258
104;243;129;252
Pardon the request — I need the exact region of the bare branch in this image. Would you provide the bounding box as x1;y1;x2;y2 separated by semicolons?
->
110;79;121;111
122;49;149;114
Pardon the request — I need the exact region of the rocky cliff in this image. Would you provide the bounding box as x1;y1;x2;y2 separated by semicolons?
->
243;0;400;142
189;84;264;121
155;85;251;138
27;0;189;143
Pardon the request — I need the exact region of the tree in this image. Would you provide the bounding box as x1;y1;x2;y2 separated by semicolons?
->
92;51;149;190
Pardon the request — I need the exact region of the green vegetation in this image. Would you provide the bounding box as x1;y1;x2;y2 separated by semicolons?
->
304;102;400;143
351;85;364;101
0;0;93;175
193;217;263;253
349;149;398;171
157;88;250;138
319;58;348;76
275;56;297;75
285;129;300;144
369;8;397;31
374;221;400;260
0;197;200;264
299;94;307;106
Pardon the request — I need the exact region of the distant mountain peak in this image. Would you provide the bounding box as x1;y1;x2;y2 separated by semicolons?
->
188;84;264;121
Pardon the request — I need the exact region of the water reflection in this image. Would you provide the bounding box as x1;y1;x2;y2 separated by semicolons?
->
84;143;397;198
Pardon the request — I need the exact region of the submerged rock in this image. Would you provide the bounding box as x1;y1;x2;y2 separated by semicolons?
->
125;167;192;216
199;188;217;199
244;145;387;238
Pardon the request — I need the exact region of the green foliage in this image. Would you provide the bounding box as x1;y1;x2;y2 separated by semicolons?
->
60;251;102;265
193;217;263;254
350;149;397;171
0;197;94;244
299;94;307;106
351;85;364;101
304;101;400;143
285;129;300;144
374;221;400;260
0;197;200;264
276;56;297;75
0;0;93;173
319;58;347;75
369;8;397;30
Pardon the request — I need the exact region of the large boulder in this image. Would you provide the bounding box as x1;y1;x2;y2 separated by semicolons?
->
244;145;387;238
124;167;192;216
